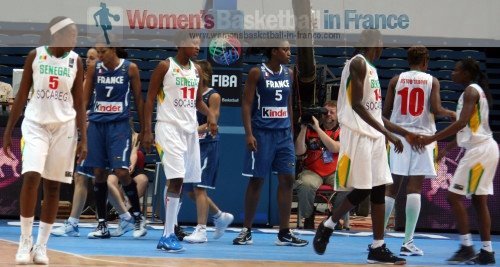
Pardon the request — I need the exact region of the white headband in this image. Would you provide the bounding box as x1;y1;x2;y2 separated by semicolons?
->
50;18;75;35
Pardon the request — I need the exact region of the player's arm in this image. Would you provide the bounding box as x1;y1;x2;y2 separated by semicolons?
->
242;67;260;151
198;91;222;134
83;61;96;109
142;59;169;152
72;57;87;163
2;50;35;158
382;75;399;119
195;64;217;136
129;132;139;172
430;77;456;119
349;57;403;152
128;62;145;140
288;67;294;134
422;86;479;145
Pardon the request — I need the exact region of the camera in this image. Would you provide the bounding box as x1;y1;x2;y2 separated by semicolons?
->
301;107;328;125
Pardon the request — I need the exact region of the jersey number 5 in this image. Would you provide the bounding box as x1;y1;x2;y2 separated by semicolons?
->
49;76;59;90
398;87;424;116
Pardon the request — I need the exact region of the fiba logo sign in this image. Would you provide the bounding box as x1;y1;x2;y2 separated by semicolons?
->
209;35;241;66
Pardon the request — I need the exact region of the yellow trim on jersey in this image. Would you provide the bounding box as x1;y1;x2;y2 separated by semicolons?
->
467;163;484;194
20;137;25;161
336;154;351;189
468;102;481;133
157;88;165;104
346;76;352;106
155;142;164;161
386;143;391;168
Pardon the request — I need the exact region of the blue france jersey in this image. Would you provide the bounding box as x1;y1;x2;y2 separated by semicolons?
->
197;88;220;143
88;59;131;122
251;63;292;129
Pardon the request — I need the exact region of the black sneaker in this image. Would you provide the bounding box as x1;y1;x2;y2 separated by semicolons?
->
313;220;334;255
472;249;495;265
275;230;308;247
87;221;111;239
174;225;188;241
446;245;475;264
233;227;252;245
367;244;406;265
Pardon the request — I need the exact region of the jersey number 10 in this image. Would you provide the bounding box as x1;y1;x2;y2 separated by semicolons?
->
398;87;424;116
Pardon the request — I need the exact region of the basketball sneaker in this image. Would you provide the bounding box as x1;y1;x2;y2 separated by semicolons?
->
367;244;407;265
313;220;333;255
157;234;184;252
15;235;33;264
51;221;79;237
276;229;309;247
132;215;147;239
213;212;234;239
184;225;208;243
32;244;49;265
472;249;495;265
174;224;188;241
400;239;424;256
446;245;476;264
233;227;253;245
110;217;134;237
87;221;111;239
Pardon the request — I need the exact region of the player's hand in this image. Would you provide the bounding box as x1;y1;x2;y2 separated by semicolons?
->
418;135;435;146
405;132;425;153
246;134;257;152
142;131;154;153
75;140;87;164
129;163;136;174
2;131;13;159
207;112;218;137
386;133;403;153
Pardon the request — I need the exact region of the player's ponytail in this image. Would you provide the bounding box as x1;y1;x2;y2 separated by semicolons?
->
460;58;493;108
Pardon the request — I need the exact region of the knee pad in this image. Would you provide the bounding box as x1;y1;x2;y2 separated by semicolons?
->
370;185;386;204
347;189;371;206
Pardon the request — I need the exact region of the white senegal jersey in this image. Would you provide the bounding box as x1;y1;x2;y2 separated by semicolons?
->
338;54;384;138
389;70;436;134
456;83;493;149
156;57;200;133
25;46;78;124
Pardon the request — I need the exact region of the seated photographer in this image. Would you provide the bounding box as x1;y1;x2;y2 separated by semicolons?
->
295;100;342;229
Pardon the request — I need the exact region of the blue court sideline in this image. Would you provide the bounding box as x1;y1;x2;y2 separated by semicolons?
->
0;220;498;266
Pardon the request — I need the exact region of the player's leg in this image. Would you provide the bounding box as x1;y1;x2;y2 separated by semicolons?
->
107;173;135;237
399;175;424;256
384;174;403;230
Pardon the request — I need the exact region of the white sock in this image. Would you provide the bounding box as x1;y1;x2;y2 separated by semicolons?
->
324;216;337;230
371;239;385;249
119;212;132;221
20;216;34;237
481;241;493;252
36;222;53;246
384;196;395;230
404;194;421;243
460;234;473;247
67;217;79;226
163;192;180;237
213;210;222;219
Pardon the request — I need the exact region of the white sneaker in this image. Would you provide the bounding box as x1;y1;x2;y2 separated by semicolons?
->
184;225;208;243
110;217;134;237
400;239;424;256
213;212;234;239
132;215;147;239
15;235;32;265
33;244;49;265
51;220;80;237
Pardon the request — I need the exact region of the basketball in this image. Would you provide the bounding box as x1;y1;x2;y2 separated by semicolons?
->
113;14;120;21
208;35;241;66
